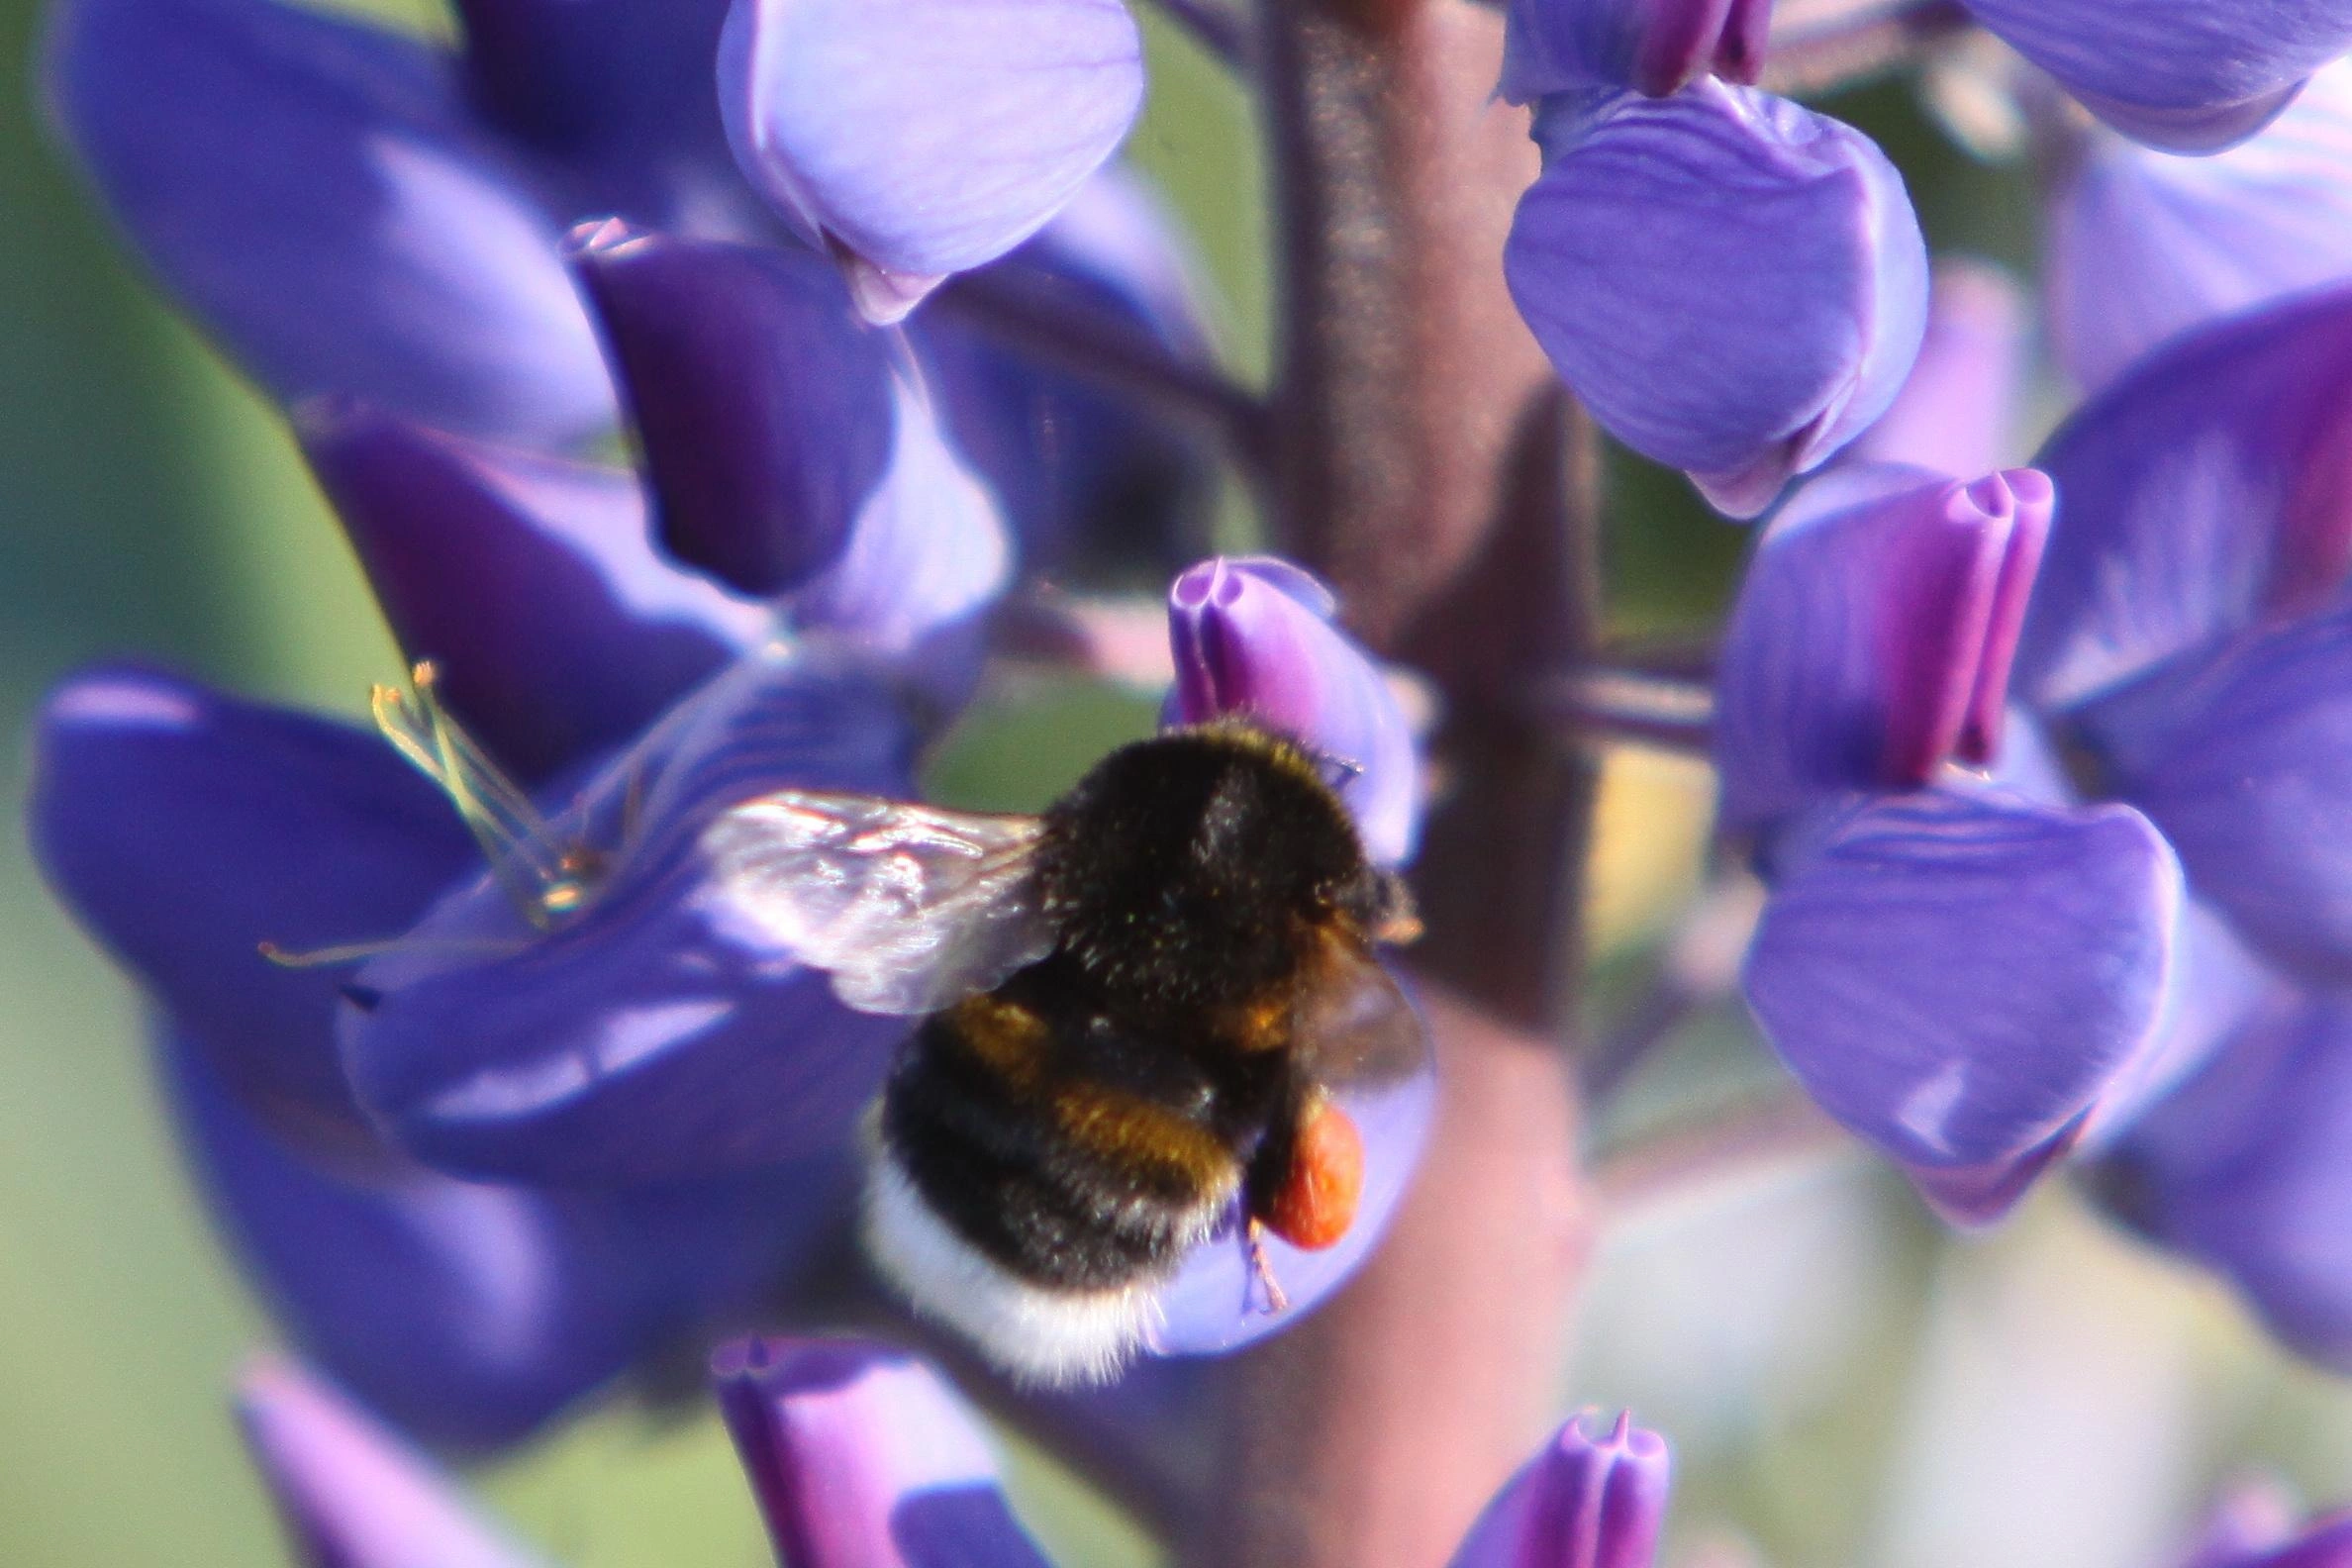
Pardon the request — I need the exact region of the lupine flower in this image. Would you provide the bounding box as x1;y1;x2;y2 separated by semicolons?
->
235;1344;1674;1568
27;219;1036;1437
2050;61;2352;394
44;0;1210;570
1447;1407;1671;1568
1715;459;2205;1222
1504;80;1928;518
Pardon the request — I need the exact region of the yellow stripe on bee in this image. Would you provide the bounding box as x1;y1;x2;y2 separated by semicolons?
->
1050;1082;1238;1191
941;993;1052;1088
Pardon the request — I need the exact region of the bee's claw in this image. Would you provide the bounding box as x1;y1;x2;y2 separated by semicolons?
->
1245;1219;1292;1316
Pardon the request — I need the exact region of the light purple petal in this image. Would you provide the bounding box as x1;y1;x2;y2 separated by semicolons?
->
29;668;470;1145
1852;259;2027;476
298;398;769;783
343;645;919;1183
1960;0;2352;153
567;222;895;597
1500;0;1767;100
2016;282;2352;712
45;0;614;445
1715;465;2051;833
714;1337;1052;1568
1147;1063;1436;1357
1447;1409;1671;1568
2176;1480;2303;1568
1506;82;1927;518
1744;789;2183;1225
2247;1515;2352;1568
718;0;1145;323
2105;993;2352;1373
238;1357;544;1568
1164;556;1422;866
2051;63;2352;396
2079;603;2352;982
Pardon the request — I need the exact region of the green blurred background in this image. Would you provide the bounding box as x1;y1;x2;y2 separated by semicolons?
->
4;1;2352;1564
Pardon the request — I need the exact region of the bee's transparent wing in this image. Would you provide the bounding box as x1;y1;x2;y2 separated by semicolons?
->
1290;930;1429;1088
702;791;1057;1016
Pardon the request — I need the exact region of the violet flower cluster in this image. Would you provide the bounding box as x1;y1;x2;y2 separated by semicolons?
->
32;0;2352;1556
1704;74;2352;1371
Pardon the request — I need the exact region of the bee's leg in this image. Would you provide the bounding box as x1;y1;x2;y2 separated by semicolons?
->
1245;1219;1292;1315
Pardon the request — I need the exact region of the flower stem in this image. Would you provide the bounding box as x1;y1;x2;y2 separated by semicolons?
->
1192;4;1602;1564
1542;666;1715;757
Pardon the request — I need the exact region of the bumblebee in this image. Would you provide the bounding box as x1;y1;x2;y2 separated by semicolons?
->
704;720;1425;1385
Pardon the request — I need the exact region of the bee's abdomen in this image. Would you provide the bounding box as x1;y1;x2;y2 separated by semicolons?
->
878;1004;1241;1294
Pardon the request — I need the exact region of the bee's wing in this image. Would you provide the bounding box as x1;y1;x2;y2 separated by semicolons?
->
702;790;1057;1017
1290;929;1429;1089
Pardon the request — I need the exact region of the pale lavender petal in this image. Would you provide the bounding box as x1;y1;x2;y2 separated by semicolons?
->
714;1337;1052;1568
718;0;1145;323
46;0;614;445
238;1357;544;1568
1448;1409;1671;1568
1147;1064;1436;1357
297;398;769;783
1507;82;1927;519
1715;465;2050;833
2051;64;2352;395
1961;0;2352;153
1500;0;1767;100
2016;283;2352;712
1745;789;2182;1225
1164;556;1421;865
2080;603;2352;982
343;646;918;1182
1852;259;2027;476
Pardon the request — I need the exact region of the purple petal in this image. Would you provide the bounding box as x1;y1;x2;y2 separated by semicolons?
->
29;668;469;1144
1501;0;1767;100
343;646;919;1183
2051;64;2352;396
2104;993;2352;1373
2246;1516;2352;1568
1852;259;2027;477
1960;0;2352;152
1506;82;1927;518
299;398;769;783
45;0;614;445
2016;283;2352;712
567;223;894;597
1448;1409;1671;1568
1715;465;2051;833
180;1032;850;1450
1744;789;2182;1225
718;0;1145;323
2078;603;2352;982
2177;1480;2303;1568
1164;556;1422;866
237;1357;544;1568
714;1337;1052;1568
1147;1063;1436;1358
